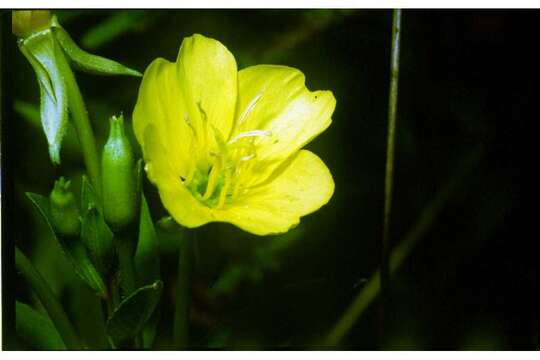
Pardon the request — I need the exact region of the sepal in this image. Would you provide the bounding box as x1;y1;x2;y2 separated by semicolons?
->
51;17;142;78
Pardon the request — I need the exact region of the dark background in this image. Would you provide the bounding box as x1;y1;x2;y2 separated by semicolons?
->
2;9;538;349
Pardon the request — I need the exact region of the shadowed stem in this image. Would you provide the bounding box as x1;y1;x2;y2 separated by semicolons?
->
323;147;484;348
15;246;82;349
173;231;194;349
55;40;101;196
115;232;137;297
113;229;141;348
381;8;402;331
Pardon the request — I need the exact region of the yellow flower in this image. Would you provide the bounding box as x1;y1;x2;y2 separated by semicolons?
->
133;34;336;236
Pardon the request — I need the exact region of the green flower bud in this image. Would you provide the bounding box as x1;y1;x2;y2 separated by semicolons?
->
49;177;81;237
12;10;52;39
102;114;138;230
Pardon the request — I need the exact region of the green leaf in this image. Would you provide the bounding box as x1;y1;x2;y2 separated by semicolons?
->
81;206;115;276
140;308;161;349
135;193;161;348
18;29;68;164
26;192;107;298
80;176;115;276
211;264;252;296
67;280;109;349
52;21;141;77
13;100;40;125
135;194;160;286
135;159;143;199
106;280;163;346
80;11;146;49
81;175;102;214
15;99;82;158
16;301;66;350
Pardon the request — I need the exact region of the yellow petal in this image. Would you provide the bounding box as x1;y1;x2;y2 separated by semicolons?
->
133;58;194;178
234;65;336;180
176;34;238;148
143;125;213;228
133;34;238;177
158;182;214;228
214;150;335;235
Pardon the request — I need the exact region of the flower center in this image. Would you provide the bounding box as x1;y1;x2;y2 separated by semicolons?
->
181;103;271;209
185;129;270;208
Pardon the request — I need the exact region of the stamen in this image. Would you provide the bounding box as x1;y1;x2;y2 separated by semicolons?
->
182;98;273;208
237;92;263;126
228;130;271;144
197;101;210;151
202;158;222;200
217;170;232;208
209;123;228;154
240;154;255;161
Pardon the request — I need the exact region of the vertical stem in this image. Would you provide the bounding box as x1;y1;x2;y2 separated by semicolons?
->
54;40;101;196
173;231;193;349
381;8;402;329
115;233;136;297
15;247;82;349
106;276;119;317
114;231;139;348
323;147;483;348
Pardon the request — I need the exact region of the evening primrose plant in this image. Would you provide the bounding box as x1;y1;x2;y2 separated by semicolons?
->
133;34;336;236
14;10;338;351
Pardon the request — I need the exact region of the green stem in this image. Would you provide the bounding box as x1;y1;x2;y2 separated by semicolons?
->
55;40;101;196
15;247;82;349
111;275;121;308
113;231;140;348
322;147;483;348
173;231;193;349
115;233;136;297
381;8;402;322
106;276;119;349
106;276;118;318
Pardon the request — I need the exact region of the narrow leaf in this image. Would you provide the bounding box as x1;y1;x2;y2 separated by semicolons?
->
80;176;115;276
16;301;66;350
81;206;115;276
80;11;146;49
106;280;163;346
26;192;107;297
18;30;68;164
52;23;141;77
135;194;160;286
135;192;161;348
67;281;109;349
14;99;82;157
81;175;102;214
